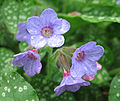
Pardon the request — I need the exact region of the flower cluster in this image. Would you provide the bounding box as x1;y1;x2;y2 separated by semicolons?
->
54;41;104;95
13;8;70;76
12;8;104;96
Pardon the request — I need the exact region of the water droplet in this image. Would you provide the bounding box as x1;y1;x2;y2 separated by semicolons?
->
18;87;23;92
116;93;120;97
2;92;5;97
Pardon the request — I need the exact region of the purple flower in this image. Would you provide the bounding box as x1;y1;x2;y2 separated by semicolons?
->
16;23;31;44
83;62;102;81
26;8;70;49
70;41;104;78
54;72;90;96
12;50;42;76
117;0;120;4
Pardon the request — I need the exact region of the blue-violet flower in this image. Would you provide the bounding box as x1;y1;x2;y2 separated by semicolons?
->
12;50;42;76
70;41;104;78
25;8;70;49
54;71;90;96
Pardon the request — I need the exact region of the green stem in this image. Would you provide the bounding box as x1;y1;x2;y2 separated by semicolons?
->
109;68;120;75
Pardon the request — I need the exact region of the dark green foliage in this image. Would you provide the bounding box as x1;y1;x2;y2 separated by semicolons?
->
0;0;120;101
29;74;76;101
109;73;120;101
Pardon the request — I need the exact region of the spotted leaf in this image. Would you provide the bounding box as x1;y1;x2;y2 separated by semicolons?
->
109;72;120;101
0;72;39;101
1;0;34;34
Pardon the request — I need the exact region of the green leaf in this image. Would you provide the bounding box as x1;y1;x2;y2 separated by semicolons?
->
0;48;17;85
71;0;117;6
81;6;120;23
0;71;39;101
60;5;120;24
0;23;18;48
0;48;16;72
34;0;58;11
109;38;120;68
109;72;120;101
29;74;76;101
0;24;7;46
92;68;111;85
75;84;105;101
0;48;39;100
99;44;114;68
1;0;34;34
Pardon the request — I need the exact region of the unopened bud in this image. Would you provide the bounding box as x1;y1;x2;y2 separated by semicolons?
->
59;51;70;72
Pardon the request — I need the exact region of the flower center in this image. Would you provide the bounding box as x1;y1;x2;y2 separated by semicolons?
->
41;27;53;37
76;51;84;61
63;72;70;78
31;50;38;53
27;53;37;60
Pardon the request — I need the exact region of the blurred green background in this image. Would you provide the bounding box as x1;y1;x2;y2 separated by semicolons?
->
0;0;120;101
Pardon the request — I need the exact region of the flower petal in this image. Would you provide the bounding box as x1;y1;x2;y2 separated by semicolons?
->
54;86;66;96
23;51;42;76
31;35;47;49
53;19;70;34
16;23;31;44
85;45;104;61
12;52;27;67
70;63;85;78
27;16;42;35
48;35;64;47
83;74;95;81
40;8;58;26
97;62;102;70
54;76;90;96
82;58;97;76
80;41;97;51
